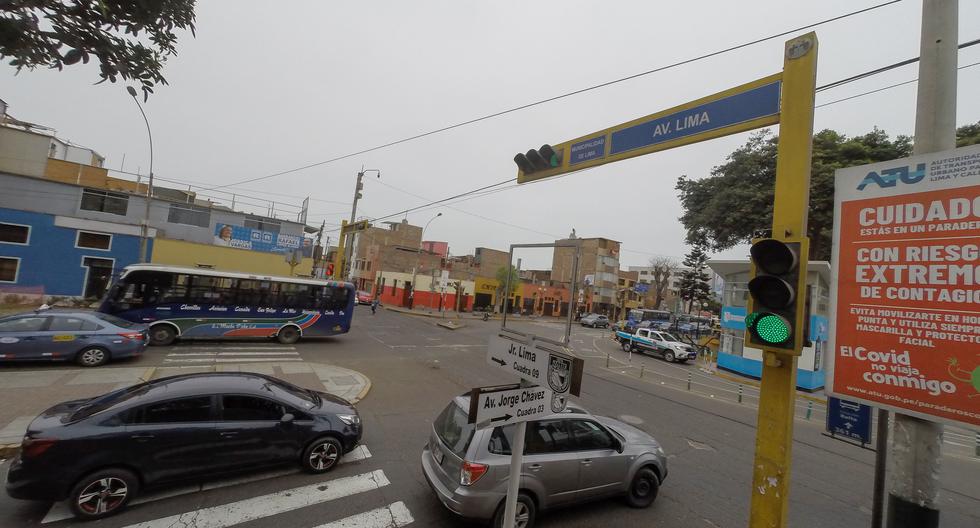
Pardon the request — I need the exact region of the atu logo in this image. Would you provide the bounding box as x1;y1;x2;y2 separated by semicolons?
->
856;163;926;190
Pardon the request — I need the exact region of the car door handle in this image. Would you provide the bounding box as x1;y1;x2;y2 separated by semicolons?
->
580;459;593;465
528;464;542;470
220;431;239;438
130;433;155;440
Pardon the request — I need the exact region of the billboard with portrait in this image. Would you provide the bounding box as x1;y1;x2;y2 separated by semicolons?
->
213;224;311;256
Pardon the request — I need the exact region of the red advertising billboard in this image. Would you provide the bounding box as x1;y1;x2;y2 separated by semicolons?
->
828;144;980;427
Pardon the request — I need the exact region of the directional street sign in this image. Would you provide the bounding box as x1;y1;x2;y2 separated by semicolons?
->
467;384;555;429
486;332;583;397
826;397;872;445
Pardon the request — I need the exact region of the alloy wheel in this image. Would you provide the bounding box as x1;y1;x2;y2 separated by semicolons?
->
309;441;339;470
79;349;106;366
514;502;531;528
76;477;128;515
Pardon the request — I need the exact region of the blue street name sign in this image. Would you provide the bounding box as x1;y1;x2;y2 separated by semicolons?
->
633;283;650;294
826;397;872;444
609;81;781;156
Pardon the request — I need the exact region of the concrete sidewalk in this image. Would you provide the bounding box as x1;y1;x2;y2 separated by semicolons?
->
0;361;371;456
384;305;567;323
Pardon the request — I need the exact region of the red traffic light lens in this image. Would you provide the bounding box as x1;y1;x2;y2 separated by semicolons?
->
750;239;799;275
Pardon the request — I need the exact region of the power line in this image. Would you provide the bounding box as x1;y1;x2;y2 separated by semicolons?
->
816;60;980;108
194;1;903;192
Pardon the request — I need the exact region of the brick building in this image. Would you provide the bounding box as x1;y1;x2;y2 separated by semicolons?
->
552;237;621;315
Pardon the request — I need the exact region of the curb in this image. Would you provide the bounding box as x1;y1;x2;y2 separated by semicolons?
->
714;371;827;405
351;373;372;404
0;443;18;458
437;321;465;330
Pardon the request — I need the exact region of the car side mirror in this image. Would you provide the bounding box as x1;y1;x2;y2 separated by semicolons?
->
280;413;295;424
614;437;625;453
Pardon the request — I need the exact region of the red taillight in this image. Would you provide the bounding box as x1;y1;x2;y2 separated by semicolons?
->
460;460;489;486
21;437;56;458
118;332;144;340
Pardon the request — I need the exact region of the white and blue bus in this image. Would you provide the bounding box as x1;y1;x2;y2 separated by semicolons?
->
99;264;355;346
628;309;672;325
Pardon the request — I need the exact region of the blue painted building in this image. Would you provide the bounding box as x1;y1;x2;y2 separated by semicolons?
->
0;207;151;298
709;260;831;391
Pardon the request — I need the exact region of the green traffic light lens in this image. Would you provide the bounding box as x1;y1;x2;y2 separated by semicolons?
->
754;313;791;344
549;154;560;167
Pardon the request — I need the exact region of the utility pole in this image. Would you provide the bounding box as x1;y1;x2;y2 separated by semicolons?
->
887;2;956;526
345;167;380;281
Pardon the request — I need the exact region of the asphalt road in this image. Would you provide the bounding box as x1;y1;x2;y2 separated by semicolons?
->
1;306;977;528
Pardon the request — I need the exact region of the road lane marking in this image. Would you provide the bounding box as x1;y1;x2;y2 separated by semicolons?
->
313;501;414;528
174;346;297;351
166;352;300;357
163;358;304;363
118;470;389;528
42;446;374;523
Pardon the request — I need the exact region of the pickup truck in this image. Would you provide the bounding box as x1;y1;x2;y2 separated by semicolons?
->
614;328;698;363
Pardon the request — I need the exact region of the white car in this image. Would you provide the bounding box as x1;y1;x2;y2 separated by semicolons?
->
616;328;697;363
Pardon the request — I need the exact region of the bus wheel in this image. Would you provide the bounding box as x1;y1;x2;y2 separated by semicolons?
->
149;325;176;346
277;326;301;345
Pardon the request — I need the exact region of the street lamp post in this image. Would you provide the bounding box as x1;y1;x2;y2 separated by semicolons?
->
409;212;442;309
127;87;154;263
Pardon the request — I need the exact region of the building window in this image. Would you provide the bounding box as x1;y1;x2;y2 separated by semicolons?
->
0;257;19;282
0;223;30;245
76;231;112;250
167;203;211;227
80;189;129;216
244;217;280;232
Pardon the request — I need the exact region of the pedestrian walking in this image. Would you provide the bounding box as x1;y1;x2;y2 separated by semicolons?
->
371;298;379;315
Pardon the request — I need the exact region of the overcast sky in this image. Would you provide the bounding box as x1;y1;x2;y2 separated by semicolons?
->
3;0;979;269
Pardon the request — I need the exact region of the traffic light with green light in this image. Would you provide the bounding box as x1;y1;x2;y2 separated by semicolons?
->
514;145;561;176
745;237;808;354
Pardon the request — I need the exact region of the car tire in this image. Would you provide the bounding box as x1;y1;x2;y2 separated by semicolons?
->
149;325;176;346
493;493;536;528
69;468;139;520
622;342;632;353
277;326;301;345
302;436;343;473
625;467;660;508
76;347;110;367
664;351;676;363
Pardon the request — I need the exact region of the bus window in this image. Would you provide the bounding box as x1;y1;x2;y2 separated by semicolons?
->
160;274;190;304
319;286;349;312
188;275;234;305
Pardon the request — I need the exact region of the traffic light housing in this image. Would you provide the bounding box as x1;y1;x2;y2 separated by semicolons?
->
514;144;561;178
745;237;809;354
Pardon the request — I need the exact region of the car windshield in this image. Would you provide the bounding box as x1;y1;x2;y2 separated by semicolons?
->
92;312;139;328
434;400;474;458
660;333;680;342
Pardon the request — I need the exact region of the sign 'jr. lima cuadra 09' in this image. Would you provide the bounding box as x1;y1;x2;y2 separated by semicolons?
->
827;143;980;428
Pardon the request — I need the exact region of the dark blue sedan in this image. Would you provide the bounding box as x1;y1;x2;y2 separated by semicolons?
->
0;310;147;367
6;372;362;520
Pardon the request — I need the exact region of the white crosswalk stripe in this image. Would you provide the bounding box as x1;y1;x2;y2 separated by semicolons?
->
313;501;414;528
122;470;390;528
163;349;302;363
42;445;373;523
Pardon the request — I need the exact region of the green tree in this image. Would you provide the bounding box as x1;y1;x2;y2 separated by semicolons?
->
678;240;711;314
1;1;196;99
957;121;980;147
677;123;980;261
494;265;520;313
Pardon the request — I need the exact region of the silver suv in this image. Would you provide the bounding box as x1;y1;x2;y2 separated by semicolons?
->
421;396;667;528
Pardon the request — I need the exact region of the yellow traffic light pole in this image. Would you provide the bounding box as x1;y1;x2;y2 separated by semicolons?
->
747;33;817;528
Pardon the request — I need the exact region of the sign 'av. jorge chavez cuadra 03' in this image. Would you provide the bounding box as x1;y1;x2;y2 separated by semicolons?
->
467;384;555;429
828;143;980;428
